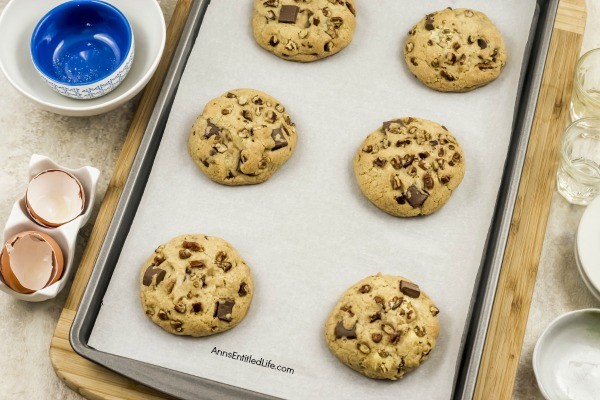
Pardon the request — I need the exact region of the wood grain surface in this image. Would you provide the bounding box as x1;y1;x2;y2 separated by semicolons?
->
474;0;586;399
49;1;192;399
50;0;587;399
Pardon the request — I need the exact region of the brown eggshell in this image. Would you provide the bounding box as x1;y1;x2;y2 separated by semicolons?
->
25;169;85;228
0;231;64;294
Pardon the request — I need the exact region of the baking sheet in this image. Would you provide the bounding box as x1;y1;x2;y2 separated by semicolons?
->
88;0;537;398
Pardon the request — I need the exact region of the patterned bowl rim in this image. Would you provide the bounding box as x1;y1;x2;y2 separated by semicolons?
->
29;0;134;87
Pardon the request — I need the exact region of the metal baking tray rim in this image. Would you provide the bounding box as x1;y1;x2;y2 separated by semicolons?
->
69;0;559;399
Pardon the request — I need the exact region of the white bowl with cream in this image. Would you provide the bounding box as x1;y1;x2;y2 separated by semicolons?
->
533;309;600;400
0;0;165;116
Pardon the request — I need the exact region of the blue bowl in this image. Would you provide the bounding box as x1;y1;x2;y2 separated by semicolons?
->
30;0;134;100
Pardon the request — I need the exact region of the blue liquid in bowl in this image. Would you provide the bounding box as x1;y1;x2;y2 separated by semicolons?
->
31;1;132;85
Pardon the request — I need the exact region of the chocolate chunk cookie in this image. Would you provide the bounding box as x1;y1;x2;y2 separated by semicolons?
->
188;89;297;185
140;234;254;336
404;8;507;92
325;274;440;380
353;117;465;217
252;0;357;62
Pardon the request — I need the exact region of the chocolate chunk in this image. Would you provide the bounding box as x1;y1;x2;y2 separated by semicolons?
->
157;310;168;320
425;14;435;30
370;312;381;323
400;280;421;298
359;284;371;294
446;53;457;65
383;119;404;131
189;260;206;269
330;17;343;28
390;156;402;170
372;333;383;343
403;154;415;168
340;305;354;317
153;255;165;265
218;262;233;272
201;159;209;167
238;282;249;297
174;303;186;313
179;249;191;259
453;42;461;51
271;128;288;151
423;174;434;190
192;302;203;313
269;35;279;46
183;241;202;251
346;1;356;16
204;120;220;138
334;321;357;339
143;266;166;286
440;70;455;81
389;296;402;310
477;38;488;49
170;320;183;331
418;152;429;159
440;175;450;184
374;296;384;305
242;110;253;121
215;299;235;322
396;196;406;205
373;157;387;168
216;251;228;263
429;140;439;146
278;5;299;23
405;185;428;208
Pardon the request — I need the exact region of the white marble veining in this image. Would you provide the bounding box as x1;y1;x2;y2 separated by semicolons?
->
0;1;597;399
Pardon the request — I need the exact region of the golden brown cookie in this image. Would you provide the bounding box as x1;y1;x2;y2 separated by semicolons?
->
404;8;507;92
140;234;254;337
188;89;297;185
325;274;440;380
252;0;357;62
353;117;465;217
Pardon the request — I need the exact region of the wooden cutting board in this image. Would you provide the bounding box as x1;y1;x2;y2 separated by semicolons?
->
49;0;587;398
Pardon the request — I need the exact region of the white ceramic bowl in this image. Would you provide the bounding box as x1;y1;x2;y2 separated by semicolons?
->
576;195;600;302
0;0;165;116
30;0;135;100
533;309;600;400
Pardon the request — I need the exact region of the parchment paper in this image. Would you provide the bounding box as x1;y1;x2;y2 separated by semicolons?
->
88;1;537;398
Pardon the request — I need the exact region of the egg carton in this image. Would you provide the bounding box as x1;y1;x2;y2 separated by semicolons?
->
0;154;99;302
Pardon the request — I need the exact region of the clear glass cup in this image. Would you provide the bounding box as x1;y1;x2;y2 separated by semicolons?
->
557;118;600;205
571;49;600;121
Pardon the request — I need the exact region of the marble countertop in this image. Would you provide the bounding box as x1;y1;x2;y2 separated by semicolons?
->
0;1;598;399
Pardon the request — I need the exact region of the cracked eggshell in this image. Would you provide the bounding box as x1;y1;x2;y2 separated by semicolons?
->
0;231;64;294
25;169;85;228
